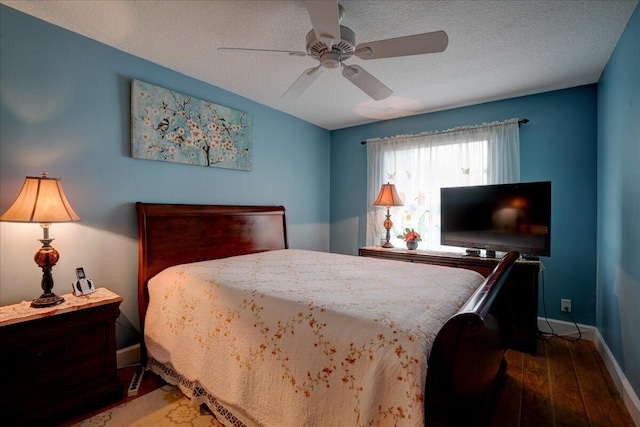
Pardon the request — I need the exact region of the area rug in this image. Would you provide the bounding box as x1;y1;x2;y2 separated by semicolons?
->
73;385;224;427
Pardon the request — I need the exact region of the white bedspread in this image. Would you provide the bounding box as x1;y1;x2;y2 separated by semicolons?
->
145;249;484;427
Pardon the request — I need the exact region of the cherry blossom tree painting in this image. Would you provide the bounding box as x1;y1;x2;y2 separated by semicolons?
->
131;80;252;171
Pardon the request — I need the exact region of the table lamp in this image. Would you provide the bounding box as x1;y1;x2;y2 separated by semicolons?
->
0;173;81;307
373;182;404;248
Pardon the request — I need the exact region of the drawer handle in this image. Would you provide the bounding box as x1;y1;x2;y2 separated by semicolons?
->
35;344;70;359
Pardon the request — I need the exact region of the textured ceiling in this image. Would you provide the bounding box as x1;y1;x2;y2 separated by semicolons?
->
2;0;637;130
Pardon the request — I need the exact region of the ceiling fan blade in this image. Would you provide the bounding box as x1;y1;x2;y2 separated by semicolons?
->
305;0;341;47
218;47;309;57
355;30;449;60
282;66;323;99
341;65;392;101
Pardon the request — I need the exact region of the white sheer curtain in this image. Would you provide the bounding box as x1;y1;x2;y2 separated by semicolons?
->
366;119;520;250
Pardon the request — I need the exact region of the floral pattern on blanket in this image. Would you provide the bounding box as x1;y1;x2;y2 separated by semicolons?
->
145;249;484;427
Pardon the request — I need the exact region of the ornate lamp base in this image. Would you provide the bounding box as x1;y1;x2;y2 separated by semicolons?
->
381;207;395;248
381;239;394;248
31;233;64;308
31;292;65;308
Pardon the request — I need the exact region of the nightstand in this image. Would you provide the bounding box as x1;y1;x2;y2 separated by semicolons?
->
0;288;124;425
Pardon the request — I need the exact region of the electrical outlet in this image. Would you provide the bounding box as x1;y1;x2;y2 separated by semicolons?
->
561;299;571;313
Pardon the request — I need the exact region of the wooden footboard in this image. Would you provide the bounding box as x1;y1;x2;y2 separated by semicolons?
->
425;251;518;425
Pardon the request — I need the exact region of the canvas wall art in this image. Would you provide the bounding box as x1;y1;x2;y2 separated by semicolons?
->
131;80;253;171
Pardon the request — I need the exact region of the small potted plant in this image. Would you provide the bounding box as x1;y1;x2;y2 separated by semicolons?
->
398;227;422;250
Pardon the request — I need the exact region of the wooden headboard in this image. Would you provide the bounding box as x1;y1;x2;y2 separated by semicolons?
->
135;202;288;332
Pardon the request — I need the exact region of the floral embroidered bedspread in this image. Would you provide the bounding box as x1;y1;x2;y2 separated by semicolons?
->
144;249;484;427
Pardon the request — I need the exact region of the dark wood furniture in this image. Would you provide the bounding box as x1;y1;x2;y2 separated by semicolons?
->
135;202;519;425
358;246;541;355
0;288;123;426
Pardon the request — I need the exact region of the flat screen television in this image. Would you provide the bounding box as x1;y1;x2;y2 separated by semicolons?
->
440;181;551;257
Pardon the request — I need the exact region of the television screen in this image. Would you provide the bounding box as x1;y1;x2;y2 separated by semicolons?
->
440;181;551;256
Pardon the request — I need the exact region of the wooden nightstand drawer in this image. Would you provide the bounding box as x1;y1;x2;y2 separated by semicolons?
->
0;288;124;425
2;324;108;374
10;349;110;396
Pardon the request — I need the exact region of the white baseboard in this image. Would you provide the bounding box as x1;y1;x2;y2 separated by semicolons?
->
537;317;639;425
594;330;640;426
116;343;142;369
537;316;595;340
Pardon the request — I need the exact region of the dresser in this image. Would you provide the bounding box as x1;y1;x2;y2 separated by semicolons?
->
0;288;123;425
359;246;541;355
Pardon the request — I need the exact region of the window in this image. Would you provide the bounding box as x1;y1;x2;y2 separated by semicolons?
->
366;119;520;250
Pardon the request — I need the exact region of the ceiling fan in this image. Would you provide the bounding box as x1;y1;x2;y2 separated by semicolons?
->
218;0;448;101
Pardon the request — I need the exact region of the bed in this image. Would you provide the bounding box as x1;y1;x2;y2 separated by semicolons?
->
136;202;518;426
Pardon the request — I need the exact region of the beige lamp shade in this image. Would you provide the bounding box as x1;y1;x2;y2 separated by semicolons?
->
373;183;404;207
1;174;81;223
1;173;80;308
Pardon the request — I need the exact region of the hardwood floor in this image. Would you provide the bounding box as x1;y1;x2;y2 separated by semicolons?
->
493;337;635;426
56;337;634;426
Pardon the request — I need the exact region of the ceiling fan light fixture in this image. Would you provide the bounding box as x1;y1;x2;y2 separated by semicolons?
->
320;51;341;69
221;1;447;101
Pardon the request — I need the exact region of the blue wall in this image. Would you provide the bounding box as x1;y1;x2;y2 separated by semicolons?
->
330;85;598;326
0;6;331;347
597;3;640;400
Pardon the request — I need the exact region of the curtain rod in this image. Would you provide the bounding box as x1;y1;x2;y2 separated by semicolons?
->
360;118;529;145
